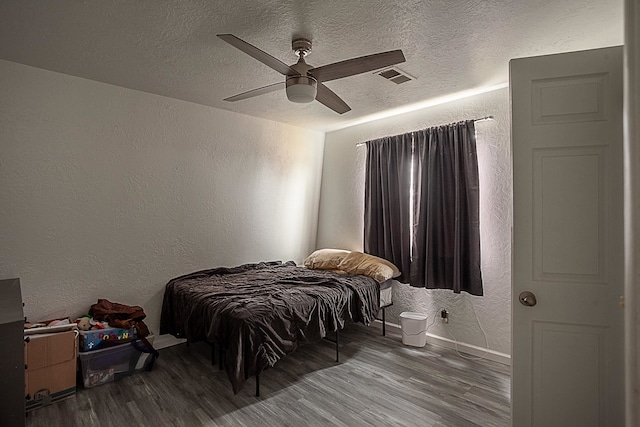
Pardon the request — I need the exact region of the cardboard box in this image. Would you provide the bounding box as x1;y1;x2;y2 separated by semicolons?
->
78;327;136;351
24;330;77;411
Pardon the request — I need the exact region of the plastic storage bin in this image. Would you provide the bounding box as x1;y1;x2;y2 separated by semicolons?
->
399;312;428;347
78;335;154;388
79;327;136;351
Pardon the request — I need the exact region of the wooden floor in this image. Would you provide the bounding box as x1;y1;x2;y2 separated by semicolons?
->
26;323;510;427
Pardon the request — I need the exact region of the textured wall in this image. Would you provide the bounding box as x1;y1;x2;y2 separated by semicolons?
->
317;88;512;355
0;60;325;339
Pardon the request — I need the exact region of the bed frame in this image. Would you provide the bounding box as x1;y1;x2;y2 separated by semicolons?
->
161;261;382;396
196;301;392;397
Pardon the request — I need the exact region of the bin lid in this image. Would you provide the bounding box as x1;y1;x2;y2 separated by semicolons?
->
399;311;427;321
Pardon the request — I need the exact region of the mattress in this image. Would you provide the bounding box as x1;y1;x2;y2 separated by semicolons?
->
380;279;394;307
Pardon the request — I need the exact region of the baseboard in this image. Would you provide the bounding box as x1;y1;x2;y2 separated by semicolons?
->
155;324;511;365
153;334;186;350
376;320;511;365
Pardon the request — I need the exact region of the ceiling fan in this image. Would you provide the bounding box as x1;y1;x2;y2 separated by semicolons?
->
217;34;406;114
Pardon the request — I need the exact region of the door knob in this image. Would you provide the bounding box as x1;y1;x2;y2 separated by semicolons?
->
519;291;537;307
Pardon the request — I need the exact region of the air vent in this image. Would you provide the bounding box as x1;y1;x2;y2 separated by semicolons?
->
376;67;415;84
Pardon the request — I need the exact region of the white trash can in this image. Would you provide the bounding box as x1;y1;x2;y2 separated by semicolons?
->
399;312;428;347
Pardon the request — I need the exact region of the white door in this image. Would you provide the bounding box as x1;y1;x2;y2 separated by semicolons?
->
511;46;624;427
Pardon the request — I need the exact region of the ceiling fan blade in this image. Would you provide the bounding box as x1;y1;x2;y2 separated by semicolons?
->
224;82;285;102
309;50;406;82
316;83;351;114
217;34;299;76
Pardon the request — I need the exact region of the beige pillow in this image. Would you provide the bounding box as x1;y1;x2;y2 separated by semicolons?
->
337;251;401;282
303;249;351;270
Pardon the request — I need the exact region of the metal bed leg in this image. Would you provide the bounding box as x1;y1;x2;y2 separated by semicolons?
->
219;345;224;371
336;329;339;363
211;341;216;365
382;307;386;336
256;373;260;397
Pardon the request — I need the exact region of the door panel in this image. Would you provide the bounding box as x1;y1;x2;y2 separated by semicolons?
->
531;73;608;124
533;146;606;281
511;46;623;427
532;322;605;427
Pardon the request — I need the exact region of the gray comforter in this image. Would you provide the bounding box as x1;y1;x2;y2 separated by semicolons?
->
160;261;380;393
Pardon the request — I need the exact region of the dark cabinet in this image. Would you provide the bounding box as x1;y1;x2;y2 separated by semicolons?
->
0;278;25;427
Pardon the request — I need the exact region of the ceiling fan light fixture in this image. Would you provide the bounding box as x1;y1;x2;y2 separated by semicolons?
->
286;76;317;103
218;34;406;113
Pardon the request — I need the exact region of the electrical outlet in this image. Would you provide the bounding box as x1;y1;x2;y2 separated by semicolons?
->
440;309;449;323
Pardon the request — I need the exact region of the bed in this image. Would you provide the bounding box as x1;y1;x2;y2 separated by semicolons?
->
159;251;399;396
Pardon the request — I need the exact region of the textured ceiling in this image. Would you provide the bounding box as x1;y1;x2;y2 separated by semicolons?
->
0;0;623;131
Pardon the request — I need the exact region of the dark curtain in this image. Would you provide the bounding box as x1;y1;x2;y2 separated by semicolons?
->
410;120;483;295
363;135;413;283
363;120;483;296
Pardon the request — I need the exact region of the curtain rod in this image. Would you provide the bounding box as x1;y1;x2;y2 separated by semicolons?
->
355;115;494;147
